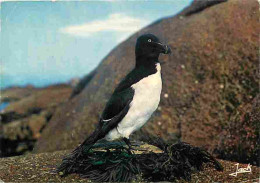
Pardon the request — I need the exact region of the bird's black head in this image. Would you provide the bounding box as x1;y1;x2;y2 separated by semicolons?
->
135;34;171;64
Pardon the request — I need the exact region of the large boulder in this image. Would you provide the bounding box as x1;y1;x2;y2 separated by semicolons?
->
216;94;260;165
35;0;259;163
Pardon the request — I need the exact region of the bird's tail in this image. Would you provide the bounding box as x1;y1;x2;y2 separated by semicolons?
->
56;128;101;175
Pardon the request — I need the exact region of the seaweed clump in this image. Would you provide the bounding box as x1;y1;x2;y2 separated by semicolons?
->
57;138;223;182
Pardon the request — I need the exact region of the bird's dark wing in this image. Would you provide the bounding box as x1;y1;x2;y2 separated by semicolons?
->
82;89;133;146
101;87;134;125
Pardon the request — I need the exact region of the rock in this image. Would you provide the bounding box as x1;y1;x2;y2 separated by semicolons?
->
2;111;49;140
0;111;52;157
35;0;259;169
3;84;72;115
69;69;97;99
0;144;259;182
1;85;36;103
0;112;26;124
180;0;228;16
0;84;72;157
216;94;260;166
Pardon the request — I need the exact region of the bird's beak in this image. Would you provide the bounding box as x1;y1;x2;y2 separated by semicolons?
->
153;42;171;54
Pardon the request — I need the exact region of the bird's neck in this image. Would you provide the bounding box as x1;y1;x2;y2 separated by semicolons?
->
135;55;159;68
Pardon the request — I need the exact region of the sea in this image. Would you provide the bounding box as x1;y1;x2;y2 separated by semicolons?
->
0;102;10;112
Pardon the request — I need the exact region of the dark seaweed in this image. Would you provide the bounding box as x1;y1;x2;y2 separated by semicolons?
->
57;138;223;182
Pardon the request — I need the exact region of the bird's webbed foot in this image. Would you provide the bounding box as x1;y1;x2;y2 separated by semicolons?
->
123;137;135;153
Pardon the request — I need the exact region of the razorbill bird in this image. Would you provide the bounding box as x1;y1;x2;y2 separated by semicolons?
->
72;34;171;155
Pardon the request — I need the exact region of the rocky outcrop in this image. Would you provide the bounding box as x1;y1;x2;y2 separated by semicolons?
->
0;111;52;157
0;84;72;157
3;84;72;115
0;145;259;182
1;85;36;103
35;0;259;168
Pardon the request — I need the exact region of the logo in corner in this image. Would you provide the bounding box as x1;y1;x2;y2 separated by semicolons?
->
229;163;252;177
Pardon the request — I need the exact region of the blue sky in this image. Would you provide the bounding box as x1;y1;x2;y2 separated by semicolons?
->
1;0;192;89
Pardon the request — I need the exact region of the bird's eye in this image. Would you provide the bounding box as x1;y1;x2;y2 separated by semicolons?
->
148;39;151;42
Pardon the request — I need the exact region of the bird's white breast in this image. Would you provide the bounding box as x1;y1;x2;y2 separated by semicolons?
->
105;63;162;141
